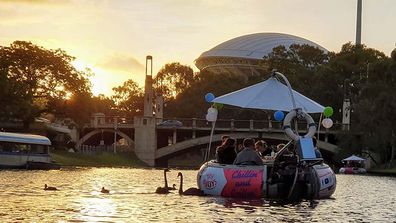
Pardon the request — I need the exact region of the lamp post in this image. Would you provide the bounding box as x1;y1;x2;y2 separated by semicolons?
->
342;79;351;131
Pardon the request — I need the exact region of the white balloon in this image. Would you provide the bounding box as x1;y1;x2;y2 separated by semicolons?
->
206;107;218;122
206;113;216;122
208;107;218;115
322;118;333;129
205;114;211;122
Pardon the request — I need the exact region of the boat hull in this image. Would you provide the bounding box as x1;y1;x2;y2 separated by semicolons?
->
0;152;60;170
197;161;336;200
339;167;366;174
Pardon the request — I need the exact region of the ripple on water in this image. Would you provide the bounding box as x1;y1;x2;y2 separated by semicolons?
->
0;169;395;222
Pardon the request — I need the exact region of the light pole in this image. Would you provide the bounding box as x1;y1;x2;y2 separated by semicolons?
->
356;0;362;45
342;79;351;131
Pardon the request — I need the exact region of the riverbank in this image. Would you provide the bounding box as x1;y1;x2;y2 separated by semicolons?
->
367;167;396;176
51;150;146;167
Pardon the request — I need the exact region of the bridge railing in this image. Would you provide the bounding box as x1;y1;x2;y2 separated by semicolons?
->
88;115;348;132
90;116;134;128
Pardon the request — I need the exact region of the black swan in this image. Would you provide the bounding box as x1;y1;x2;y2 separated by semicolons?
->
44;184;57;191
168;184;177;190
155;169;171;194
177;172;205;196
101;187;110;193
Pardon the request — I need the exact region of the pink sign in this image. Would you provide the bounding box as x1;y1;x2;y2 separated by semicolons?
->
221;169;263;198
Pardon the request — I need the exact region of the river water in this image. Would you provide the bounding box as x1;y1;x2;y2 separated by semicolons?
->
0;168;395;223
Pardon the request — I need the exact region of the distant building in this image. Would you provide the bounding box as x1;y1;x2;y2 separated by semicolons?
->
195;32;327;75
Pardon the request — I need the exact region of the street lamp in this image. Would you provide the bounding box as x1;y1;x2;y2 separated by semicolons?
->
342;79;351;131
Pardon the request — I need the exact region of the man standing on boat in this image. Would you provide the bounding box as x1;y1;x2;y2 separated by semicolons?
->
233;138;264;165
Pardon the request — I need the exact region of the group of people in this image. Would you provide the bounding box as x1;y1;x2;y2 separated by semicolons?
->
215;135;287;165
215;135;322;165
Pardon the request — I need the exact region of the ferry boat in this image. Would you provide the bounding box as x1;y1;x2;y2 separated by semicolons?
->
0;132;60;170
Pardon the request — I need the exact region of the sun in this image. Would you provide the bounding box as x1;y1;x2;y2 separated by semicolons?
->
71;59;112;96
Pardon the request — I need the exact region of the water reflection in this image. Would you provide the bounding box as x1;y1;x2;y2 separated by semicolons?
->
0;169;395;222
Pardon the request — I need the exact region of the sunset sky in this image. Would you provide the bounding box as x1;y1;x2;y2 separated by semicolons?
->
1;0;395;96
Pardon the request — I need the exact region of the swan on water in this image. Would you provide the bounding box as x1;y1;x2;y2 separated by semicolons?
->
44;184;57;191
101;187;110;193
177;172;205;196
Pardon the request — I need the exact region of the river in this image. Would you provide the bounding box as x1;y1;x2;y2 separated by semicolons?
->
0;168;395;222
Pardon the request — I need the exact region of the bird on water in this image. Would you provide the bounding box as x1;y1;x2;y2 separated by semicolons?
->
44;184;57;191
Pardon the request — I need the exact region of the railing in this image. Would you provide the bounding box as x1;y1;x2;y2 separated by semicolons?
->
88;115;348;133
78;145;114;154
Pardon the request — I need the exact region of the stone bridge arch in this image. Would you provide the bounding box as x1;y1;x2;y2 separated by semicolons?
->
76;129;134;149
155;132;338;159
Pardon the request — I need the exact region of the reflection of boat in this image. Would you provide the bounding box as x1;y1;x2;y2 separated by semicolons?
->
0;132;60;170
197;71;336;200
339;155;366;174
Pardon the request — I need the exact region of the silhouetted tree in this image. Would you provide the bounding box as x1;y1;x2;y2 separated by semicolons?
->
0;41;92;128
111;79;144;117
153;62;196;100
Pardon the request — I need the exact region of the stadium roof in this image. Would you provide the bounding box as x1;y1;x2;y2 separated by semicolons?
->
195;33;327;75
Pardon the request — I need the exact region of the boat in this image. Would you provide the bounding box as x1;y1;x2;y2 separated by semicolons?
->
339;155;366;174
198;139;336;200
0;132;60;170
197;71;336;200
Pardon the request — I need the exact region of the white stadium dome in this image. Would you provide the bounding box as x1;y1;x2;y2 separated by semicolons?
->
195;33;327;75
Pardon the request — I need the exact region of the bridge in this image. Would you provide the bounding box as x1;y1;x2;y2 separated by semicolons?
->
76;114;345;166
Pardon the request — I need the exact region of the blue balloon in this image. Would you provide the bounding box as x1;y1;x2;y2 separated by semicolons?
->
274;110;284;121
205;93;215;102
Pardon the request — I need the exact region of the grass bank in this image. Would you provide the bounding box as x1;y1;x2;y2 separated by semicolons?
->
368;167;396;176
51;150;146;167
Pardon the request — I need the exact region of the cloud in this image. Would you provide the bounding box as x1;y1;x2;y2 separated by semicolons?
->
0;0;69;4
97;54;145;73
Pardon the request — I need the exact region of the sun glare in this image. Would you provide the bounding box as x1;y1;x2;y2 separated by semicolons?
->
71;59;88;71
72;60;111;96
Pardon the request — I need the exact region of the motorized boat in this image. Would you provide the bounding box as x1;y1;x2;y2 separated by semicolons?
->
339;155;366;174
0;132;60;170
197;71;336;200
198;138;336;200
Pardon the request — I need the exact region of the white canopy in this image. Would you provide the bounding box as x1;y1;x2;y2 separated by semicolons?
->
342;155;366;162
212;77;324;113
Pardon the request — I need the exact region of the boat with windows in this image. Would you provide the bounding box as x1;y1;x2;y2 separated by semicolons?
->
0;132;60;170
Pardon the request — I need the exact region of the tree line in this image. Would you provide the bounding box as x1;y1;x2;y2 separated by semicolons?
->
1;40;395;161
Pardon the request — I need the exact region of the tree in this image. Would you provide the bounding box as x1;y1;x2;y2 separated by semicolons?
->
111;79;144;117
153;62;196;100
0;41;92;127
354;48;396;161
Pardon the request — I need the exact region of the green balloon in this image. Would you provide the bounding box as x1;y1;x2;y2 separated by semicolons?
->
323;106;334;117
214;103;224;110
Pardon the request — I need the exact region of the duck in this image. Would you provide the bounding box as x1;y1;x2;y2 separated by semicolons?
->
177;172;205;196
155;169;171;194
44;184;57;191
101;187;110;194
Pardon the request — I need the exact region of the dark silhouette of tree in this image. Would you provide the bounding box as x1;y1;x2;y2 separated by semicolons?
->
111;79;144;117
0;41;91;128
153;62;196;101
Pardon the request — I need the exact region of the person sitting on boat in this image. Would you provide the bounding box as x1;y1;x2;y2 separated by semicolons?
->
215;137;237;165
312;137;322;158
221;135;230;143
255;140;271;157
233;138;264;165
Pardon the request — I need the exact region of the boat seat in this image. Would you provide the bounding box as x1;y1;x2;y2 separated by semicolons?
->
296;137;323;162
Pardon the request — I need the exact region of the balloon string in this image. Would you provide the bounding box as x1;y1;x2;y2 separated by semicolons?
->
205;120;216;162
317;113;323;141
